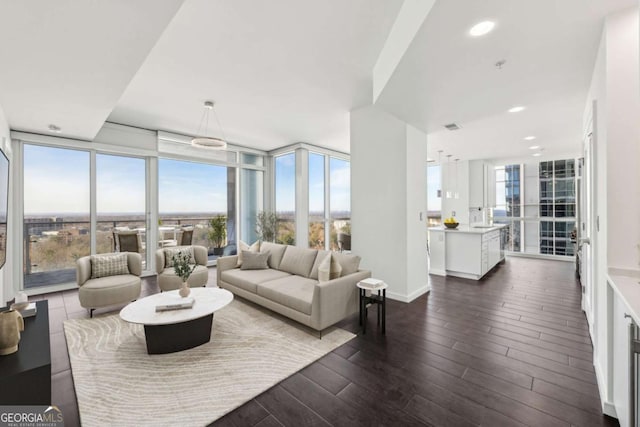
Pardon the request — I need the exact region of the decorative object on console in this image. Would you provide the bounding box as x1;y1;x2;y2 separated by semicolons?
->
0;309;24;355
191;101;227;149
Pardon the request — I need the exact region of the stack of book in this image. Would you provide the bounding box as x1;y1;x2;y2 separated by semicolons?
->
155;297;195;312
11;302;37;318
359;278;385;289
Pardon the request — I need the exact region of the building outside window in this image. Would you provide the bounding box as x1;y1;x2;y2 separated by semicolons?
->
539;159;576;256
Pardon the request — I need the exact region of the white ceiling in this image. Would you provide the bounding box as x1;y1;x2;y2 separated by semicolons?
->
0;0;185;141
108;0;404;152
376;0;636;162
0;0;635;158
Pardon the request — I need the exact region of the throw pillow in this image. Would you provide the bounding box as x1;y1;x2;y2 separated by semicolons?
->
237;240;260;266
332;252;361;277
240;251;270;270
90;253;130;279
318;253;342;282
164;247;195;268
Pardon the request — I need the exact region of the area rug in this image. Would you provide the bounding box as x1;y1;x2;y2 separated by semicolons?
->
64;299;355;427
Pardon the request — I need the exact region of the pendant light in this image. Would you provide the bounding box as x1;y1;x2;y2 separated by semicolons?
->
191;101;228;149
437;150;443;198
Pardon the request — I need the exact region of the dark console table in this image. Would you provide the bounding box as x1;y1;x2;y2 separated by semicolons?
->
0;300;51;404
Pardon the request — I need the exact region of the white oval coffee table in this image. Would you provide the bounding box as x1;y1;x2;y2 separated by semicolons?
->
120;287;233;354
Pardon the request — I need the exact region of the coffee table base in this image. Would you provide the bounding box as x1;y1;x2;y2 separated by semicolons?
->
143;313;214;354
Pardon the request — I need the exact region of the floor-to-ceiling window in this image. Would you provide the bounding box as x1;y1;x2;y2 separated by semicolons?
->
329;157;350;251
274;153;295;244
158;158;233;258
96;154;147;261
240;154;264;244
494;164;522;251
23;145;90;288
539;159;576;256
308;153;325;249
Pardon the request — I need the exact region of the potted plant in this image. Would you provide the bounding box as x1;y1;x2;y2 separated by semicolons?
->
256;211;277;243
172;251;196;297
208;215;227;256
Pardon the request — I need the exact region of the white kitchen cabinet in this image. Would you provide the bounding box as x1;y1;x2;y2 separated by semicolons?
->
429;225;507;280
469;160;496;209
612;287;631;427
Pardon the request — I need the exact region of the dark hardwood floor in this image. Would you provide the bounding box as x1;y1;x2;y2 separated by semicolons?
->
213;257;617;427
37;257;617;426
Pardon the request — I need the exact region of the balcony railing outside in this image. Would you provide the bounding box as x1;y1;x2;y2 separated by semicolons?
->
24;215;229;288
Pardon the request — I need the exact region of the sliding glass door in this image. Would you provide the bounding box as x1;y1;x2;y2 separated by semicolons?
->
23;145;90;288
96;154;147;263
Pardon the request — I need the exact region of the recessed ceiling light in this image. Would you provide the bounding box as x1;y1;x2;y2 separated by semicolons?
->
529;145;540;150
532;153;542;157
508;106;526;113
524;136;536;141
48;124;61;133
427;158;435;163
469;21;495;37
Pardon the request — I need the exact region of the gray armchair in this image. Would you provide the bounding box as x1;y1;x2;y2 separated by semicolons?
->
76;252;142;317
155;245;209;292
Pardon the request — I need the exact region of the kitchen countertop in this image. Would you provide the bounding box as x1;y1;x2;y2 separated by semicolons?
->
428;224;508;234
608;273;640;325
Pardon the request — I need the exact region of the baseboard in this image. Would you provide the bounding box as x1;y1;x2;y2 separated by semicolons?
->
429;269;446;276
387;284;430;303
594;358;617;418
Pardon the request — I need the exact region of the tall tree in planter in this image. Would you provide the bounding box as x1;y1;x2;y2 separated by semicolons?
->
256;211;277;243
208;215;227;255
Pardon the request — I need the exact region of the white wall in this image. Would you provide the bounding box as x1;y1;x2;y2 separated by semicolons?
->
584;6;640;416
441;160;469;224
0;104;13;306
351;105;429;302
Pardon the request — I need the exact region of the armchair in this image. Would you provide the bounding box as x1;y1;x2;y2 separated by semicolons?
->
156;245;209;291
76;252;142;317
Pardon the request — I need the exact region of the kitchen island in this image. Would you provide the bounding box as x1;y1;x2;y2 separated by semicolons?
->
429;224;507;280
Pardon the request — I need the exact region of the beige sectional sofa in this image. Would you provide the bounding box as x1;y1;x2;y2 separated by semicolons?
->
217;242;371;333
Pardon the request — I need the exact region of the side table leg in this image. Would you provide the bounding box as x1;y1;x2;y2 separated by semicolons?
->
377;290;381;326
382;289;386;334
359;289;363;326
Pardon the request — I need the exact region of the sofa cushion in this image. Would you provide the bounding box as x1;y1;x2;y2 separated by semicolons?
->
278;246;318;278
164;247;195;268
332;252;361;276
257;275;318;315
240;251;270;270
260;242;288;269
318;253;343;282
221;268;291;294
309;250;330;280
90;253;130;279
237;240;260;266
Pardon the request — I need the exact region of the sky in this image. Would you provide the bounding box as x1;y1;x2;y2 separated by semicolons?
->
275;152;351;214
23;144;350;217
23;145;228;215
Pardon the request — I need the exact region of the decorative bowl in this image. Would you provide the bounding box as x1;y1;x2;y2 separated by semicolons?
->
444;222;459;229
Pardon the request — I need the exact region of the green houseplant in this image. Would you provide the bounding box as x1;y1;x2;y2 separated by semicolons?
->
256;211;277;243
208;215;227;256
172;251;196;297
